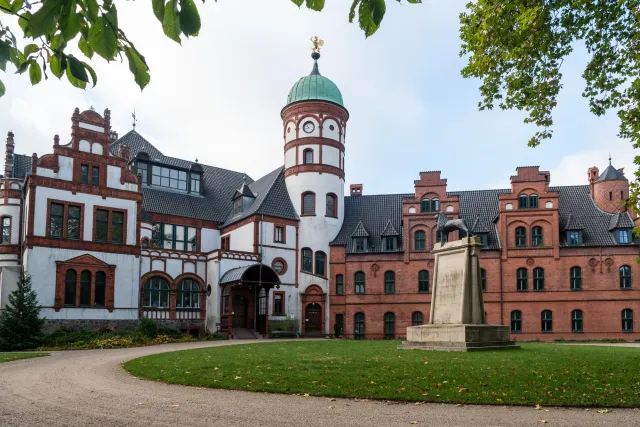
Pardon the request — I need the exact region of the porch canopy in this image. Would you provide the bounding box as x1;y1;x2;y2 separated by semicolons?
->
219;264;281;287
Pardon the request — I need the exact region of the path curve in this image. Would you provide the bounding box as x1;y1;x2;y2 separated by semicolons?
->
0;340;637;427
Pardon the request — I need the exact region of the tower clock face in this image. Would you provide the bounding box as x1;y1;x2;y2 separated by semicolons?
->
302;121;315;134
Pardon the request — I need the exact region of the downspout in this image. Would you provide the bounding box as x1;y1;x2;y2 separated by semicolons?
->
19;178;26;272
499;257;504;325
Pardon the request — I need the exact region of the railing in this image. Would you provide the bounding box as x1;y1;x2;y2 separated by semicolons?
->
142;308;204;321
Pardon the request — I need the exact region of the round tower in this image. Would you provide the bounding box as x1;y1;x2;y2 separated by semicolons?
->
588;158;629;213
282;48;348;331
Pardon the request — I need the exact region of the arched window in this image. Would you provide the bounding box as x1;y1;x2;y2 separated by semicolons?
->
412;311;424;326
79;270;91;307
572;309;583;332
517;268;528;291
431;198;440;212
533;267;544;291
622;309;634;332
510;310;522;333
64;269;77;306
354;312;365;340
620;265;632;289
421;198;430;212
315;251;326;276
518;194;528;208
178;278;200;309
302;248;313;272
384;271;395;294
480;268;487;292
326;193;337;217
418;270;429;293
529;194;539;208
414;230;426;250
303;149;313;164
144;277;170;308
541;310;552;332
570;266;582;290
532;226;543;247
302;192;316;216
515;227;527;247
354;271;365;294
94;271;106;307
383;312;395;339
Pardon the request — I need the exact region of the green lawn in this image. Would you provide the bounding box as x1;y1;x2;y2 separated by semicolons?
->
124;341;640;407
0;352;48;363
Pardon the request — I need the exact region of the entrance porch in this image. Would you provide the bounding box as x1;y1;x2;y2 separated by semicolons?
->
219;264;281;338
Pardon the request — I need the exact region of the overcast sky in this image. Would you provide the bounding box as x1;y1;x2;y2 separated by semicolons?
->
0;0;635;194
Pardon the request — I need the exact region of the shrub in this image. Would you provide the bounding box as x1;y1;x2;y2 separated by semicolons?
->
157;326;182;336
138;318;158;338
0;272;44;351
205;332;228;341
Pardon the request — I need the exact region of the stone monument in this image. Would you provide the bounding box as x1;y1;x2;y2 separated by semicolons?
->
399;236;519;351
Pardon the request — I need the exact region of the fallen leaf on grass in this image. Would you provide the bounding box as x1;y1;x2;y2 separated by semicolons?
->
597;409;611;414
415;402;425;405
234;376;242;380
303;393;310;398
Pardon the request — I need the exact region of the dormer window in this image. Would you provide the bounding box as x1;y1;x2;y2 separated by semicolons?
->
190;172;201;193
617;229;632;244
138;162;148;183
354;237;367;252
152;165;187;191
567;231;583;246
232;196;243;216
383;237;397;251
420;197;440;212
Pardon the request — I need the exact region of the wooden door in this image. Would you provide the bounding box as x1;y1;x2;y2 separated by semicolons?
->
232;296;247;328
305;303;322;335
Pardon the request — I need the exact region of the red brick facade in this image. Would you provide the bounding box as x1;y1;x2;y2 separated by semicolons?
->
330;167;640;341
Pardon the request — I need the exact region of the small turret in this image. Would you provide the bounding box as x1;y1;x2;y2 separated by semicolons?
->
589;158;628;213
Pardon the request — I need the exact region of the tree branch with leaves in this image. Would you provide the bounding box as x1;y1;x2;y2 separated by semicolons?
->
0;0;420;98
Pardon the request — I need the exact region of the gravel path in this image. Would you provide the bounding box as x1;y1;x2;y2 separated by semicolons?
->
0;339;638;427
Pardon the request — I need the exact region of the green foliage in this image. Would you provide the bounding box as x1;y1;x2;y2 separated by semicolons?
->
0;352;48;363
138;317;158;339
0;0;419;97
0;272;44;351
460;0;640;232
125;341;640;407
38;327;198;350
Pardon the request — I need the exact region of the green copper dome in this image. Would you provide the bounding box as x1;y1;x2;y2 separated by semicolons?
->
285;53;344;108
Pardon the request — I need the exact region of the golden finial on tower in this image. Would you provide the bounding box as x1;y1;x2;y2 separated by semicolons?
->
310;36;324;53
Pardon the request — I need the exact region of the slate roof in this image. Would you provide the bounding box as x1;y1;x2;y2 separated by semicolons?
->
595;164;626;182
331;194;409;253
332;185;637;253
380;219;399;236
110;131;250;223
235;181;255;198
222;166;298;228
560;213;585;231
12;154;32;179
350;220;370;238
608;211;635;231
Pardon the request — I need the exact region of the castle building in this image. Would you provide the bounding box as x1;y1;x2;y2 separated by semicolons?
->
0;52;638;340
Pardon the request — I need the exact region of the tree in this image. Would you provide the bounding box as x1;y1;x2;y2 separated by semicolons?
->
459;1;640;207
0;0;421;98
0;271;44;351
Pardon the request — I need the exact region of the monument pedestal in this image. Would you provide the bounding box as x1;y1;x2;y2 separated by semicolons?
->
399;324;518;352
398;237;519;352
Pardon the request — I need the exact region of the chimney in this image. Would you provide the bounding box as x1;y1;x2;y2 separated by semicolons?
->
350;184;363;196
110;130;119;143
588;166;599;196
5;131;15;178
118;144;131;161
